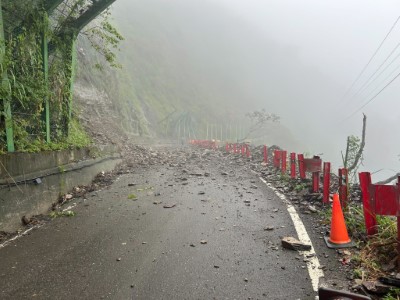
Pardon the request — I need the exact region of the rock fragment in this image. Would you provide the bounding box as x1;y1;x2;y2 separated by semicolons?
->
163;203;177;208
281;237;311;251
308;205;318;213
362;281;391;294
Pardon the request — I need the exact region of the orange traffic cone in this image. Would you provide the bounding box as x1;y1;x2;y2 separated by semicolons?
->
324;194;355;249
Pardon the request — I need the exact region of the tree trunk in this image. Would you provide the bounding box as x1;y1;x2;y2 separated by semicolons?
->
348;114;367;172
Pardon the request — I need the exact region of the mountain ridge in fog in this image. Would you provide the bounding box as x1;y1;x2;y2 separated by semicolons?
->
72;0;400;180
106;0;344;150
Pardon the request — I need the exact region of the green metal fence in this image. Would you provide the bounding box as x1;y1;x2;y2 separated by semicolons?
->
0;0;116;153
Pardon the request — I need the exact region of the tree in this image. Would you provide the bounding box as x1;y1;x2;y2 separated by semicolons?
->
241;109;280;141
342;114;367;182
0;0;124;152
51;0;124;69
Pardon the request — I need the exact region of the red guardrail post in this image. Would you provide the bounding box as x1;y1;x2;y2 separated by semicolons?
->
339;168;348;209
397;176;400;270
311;156;320;193
298;154;305;179
290;152;296;178
274;150;283;169
263;145;268;164
323;162;330;204
246;145;251;158
359;173;400;270
358;172;377;235
241;144;245;156
281;151;287;174
312;172;319;192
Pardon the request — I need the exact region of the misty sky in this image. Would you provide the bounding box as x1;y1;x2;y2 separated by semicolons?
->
112;0;400;180
217;1;400;117
216;0;400;179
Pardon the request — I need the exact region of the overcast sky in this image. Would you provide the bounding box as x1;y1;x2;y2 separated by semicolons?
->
218;1;400;85
216;0;400;179
112;0;400;180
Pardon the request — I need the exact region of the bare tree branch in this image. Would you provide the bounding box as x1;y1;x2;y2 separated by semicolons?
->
239;109;280;142
376;173;400;185
348;113;367;172
344;136;350;167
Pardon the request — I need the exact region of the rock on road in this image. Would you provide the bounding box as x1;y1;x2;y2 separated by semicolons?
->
0;146;317;299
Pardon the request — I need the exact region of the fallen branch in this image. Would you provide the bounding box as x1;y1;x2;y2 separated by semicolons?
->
376;173;400;185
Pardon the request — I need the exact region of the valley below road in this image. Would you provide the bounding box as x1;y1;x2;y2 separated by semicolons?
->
0;144;350;300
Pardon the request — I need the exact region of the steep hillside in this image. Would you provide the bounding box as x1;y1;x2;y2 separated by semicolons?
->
75;0;336;150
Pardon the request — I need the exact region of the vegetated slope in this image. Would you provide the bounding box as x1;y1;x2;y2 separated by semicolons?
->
74;0;337;150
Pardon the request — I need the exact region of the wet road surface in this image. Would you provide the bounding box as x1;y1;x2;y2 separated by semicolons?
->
0;147;317;299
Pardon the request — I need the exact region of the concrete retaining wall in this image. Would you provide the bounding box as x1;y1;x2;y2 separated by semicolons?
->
0;147;122;231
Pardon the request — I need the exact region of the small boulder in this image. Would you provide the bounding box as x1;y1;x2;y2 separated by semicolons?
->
281;237;311;251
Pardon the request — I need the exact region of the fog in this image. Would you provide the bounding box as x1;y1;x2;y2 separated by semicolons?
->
111;0;400;181
217;0;400;180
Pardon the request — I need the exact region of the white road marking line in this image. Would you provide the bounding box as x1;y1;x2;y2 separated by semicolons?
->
259;177;324;292
0;226;39;249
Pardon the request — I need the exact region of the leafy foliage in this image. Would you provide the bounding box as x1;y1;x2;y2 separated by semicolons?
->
382;288;400;300
49;210;76;218
0;0;123;153
83;9;124;69
246;109;280;124
342;114;366;183
342;135;363;182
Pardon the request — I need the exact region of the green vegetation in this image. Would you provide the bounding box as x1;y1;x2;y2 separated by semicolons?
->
383;288;400;300
352;267;362;279
84;8;124;69
312;188;398;291
278;173;290;183
0;1;122;153
293;182;308;192
4;118;91;153
49;210;75;218
65;118;92;148
58;165;66;173
344;205;366;238
127;193;137;200
355;221;396;282
341;114;367;184
342;135;363;182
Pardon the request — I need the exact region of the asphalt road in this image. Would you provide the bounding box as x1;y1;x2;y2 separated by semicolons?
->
0;146;318;300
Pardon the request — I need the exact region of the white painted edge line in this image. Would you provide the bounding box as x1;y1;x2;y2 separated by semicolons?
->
0;226;40;250
259;177;324;293
0;203;77;250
